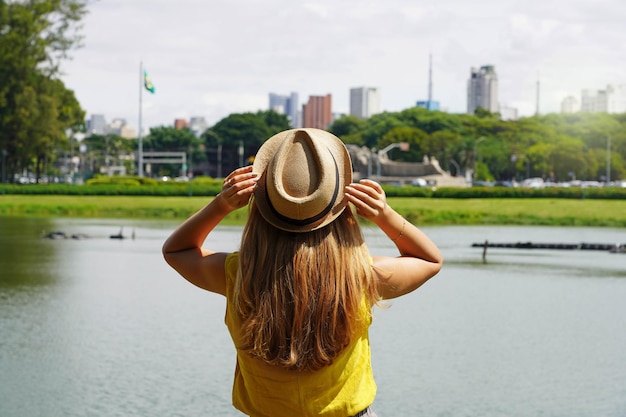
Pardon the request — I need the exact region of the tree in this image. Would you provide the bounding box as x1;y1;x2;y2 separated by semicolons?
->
426;130;464;174
0;0;88;181
81;133;137;176
328;115;366;145
255;110;291;136
360;112;405;149
142;127;203;177
379;126;428;162
203;111;287;177
397;107;464;134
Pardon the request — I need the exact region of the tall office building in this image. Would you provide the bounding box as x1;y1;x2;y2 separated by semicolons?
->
582;84;626;113
499;105;519;121
607;85;626;113
108;118;137;139
349;87;380;119
302;94;332;129
269;92;299;127
561;96;580;113
467;65;499;114
189;116;208;137
581;89;607;112
174;118;189;130
86;114;107;135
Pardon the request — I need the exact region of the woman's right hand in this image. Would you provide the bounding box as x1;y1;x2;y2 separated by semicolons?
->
218;166;258;212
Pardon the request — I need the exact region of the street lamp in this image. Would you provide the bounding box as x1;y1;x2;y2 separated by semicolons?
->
1;149;7;195
376;142;409;182
472;137;487;182
217;143;223;178
607;135;611;185
367;147;377;178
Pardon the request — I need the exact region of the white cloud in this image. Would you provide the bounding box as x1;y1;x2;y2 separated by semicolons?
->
61;0;626;130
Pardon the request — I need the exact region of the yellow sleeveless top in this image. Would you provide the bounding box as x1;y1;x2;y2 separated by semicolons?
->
224;252;376;417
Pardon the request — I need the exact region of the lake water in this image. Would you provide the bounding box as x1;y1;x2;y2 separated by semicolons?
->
1;217;625;417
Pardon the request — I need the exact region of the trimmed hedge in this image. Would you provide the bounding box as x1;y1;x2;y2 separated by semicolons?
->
2;182;625;199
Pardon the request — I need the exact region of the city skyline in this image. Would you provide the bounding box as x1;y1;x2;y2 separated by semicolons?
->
61;0;626;131
86;78;626;136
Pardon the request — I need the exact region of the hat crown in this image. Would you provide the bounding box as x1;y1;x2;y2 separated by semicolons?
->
253;128;352;232
267;131;336;221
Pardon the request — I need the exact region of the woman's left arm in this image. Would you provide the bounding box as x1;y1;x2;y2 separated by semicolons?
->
162;166;257;295
345;179;443;299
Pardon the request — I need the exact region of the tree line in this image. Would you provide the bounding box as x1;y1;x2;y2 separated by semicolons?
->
329;108;625;183
83;108;626;184
1;0;624;183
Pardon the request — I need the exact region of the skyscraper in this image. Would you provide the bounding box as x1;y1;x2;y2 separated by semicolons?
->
467;65;499;114
607;85;626;113
581;85;626;113
189;116;208;137
269;92;299;127
302;94;332;129
561;96;580;113
349;87;380;119
86;114;107;135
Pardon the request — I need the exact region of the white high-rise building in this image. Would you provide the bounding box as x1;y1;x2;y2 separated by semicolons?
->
349;87;380;119
561;96;580;113
581;89;607;112
581;85;626;113
607;84;626;113
467;65;499;114
499;105;519;121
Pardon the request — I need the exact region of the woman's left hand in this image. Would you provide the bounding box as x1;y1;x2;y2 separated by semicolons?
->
345;179;388;222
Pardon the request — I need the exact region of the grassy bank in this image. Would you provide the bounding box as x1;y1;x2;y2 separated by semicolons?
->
1;195;626;227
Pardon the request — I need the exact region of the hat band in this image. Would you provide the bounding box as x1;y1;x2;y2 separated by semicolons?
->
265;148;340;228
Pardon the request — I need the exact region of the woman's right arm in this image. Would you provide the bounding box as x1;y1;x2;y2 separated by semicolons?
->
162;166;257;295
345;179;443;299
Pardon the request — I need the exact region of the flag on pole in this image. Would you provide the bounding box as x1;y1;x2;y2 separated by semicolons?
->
144;70;155;94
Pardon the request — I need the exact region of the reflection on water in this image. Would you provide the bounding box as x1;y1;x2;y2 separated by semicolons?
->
0;217;59;287
1;217;625;417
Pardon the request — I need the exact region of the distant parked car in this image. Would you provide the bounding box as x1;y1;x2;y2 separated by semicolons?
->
410;178;428;187
494;180;513;187
521;177;544;188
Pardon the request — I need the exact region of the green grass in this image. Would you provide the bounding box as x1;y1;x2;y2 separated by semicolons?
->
2;195;626;227
387;197;626;227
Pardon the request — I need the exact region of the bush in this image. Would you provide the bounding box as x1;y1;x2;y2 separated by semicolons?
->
86;175;158;186
2;181;625;199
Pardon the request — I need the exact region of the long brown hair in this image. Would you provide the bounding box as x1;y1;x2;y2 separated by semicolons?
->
235;199;379;371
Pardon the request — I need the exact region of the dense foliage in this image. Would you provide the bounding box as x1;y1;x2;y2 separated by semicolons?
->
329;108;626;183
0;0;88;180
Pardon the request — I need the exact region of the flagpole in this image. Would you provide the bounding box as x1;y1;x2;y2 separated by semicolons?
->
138;61;144;177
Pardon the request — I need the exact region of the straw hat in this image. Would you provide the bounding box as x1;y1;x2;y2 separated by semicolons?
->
252;128;353;233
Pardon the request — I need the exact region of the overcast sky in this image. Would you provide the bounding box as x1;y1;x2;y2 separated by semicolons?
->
61;0;626;131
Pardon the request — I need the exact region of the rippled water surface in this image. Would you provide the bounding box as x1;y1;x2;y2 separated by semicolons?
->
1;217;625;417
